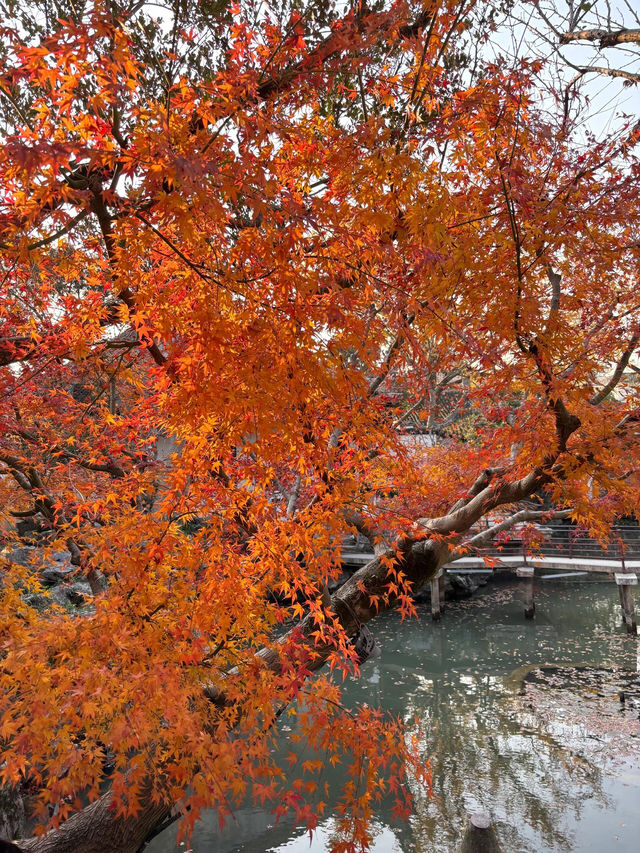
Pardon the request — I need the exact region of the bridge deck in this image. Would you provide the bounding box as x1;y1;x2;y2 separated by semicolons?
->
444;555;640;574
340;551;640;575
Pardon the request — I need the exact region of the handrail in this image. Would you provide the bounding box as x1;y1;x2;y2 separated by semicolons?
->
474;523;640;562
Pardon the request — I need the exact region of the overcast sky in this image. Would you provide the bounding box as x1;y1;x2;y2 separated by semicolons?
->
493;1;640;141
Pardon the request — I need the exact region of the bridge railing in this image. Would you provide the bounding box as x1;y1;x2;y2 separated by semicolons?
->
475;524;640;568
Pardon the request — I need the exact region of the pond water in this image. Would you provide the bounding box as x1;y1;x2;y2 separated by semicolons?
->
148;579;640;853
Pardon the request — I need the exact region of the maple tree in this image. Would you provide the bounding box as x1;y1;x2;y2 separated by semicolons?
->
1;0;639;851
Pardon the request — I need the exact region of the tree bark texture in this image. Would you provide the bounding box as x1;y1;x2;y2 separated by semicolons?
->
16;794;170;853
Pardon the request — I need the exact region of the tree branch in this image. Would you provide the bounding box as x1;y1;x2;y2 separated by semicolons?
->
452;508;572;556
570;65;640;84
545;264;561;330
90;196;167;368
448;467;506;514
560;27;640;47
589;334;639;405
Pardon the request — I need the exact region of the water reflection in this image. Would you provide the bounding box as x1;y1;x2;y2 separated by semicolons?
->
148;582;640;852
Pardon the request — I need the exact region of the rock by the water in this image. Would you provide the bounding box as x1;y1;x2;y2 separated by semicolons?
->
15;517;48;542
49;587;73;608
448;573;478;598
51;550;72;563
1;547;35;567
66;581;93;605
22;592;49;610
412;572;478;604
40;565;73;586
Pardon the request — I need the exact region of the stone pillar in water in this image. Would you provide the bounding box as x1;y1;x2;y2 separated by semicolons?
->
516;565;535;619
459;813;502;853
615;573;637;634
430;571;442;620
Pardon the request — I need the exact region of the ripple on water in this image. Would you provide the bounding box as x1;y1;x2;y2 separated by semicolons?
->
147;581;640;853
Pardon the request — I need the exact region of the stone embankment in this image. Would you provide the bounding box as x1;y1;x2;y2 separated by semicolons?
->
2;546;93;612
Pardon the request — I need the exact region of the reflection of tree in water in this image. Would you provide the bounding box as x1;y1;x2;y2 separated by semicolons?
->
149;584;639;853
352;585;639;853
519;666;640;763
413;676;606;851
375;665;615;853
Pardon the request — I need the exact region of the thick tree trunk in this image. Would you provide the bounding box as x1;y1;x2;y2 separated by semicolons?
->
15;794;170;853
0;783;25;842
253;536;447;675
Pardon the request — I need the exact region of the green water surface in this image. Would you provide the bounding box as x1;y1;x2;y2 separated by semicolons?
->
148;580;640;852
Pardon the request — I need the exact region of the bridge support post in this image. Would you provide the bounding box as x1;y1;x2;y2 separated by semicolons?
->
516;566;535;619
615;574;637;635
431;571;443;621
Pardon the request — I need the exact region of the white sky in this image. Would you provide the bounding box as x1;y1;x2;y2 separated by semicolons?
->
494;1;640;141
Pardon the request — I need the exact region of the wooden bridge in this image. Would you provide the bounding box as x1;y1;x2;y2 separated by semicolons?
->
340;525;640;634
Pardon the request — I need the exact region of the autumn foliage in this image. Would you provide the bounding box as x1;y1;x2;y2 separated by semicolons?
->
0;1;639;850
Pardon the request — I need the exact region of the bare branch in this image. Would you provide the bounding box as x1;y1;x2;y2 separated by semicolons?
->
560;27;640;47
343;509;387;552
545;265;562;329
92;202;167;368
570;65;640;84
25;210;90;251
15;428;127;479
452;508;572;556
424;464;552;537
589;334;639;405
367;312;416;399
286;474;301;518
448;467;506;514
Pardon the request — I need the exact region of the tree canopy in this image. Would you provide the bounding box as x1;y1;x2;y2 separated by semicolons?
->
1;1;639;851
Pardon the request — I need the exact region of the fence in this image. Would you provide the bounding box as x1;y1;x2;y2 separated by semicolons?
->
477;523;640;570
